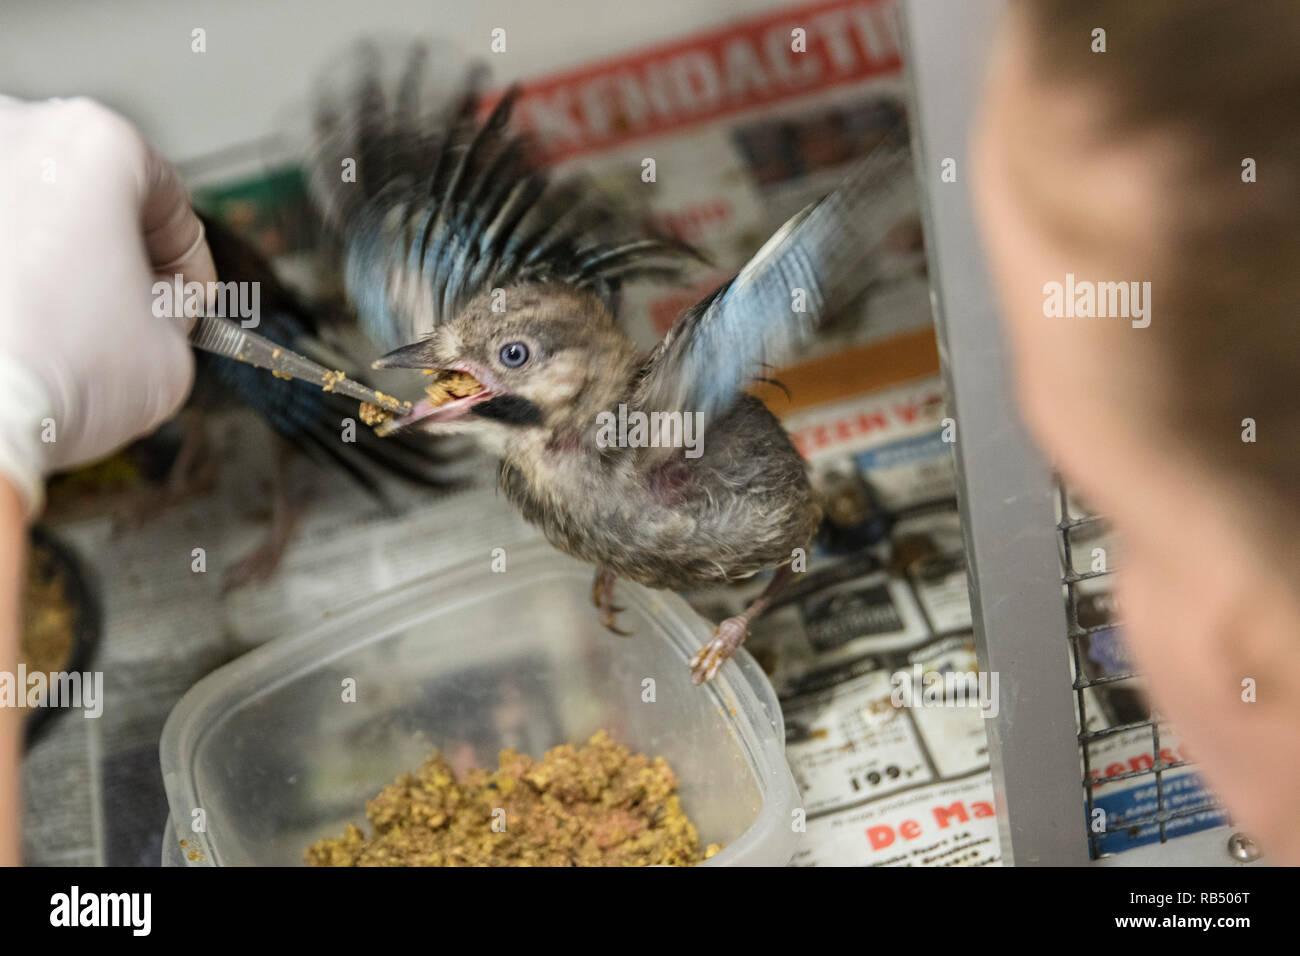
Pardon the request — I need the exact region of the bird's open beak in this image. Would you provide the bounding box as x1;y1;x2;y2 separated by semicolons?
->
373;343;495;435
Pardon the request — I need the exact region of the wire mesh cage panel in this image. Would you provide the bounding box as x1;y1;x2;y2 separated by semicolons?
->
1056;481;1229;858
900;0;1258;866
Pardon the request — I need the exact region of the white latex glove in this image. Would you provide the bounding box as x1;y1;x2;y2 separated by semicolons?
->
0;96;214;519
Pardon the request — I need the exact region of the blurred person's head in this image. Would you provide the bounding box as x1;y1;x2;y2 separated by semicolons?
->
972;0;1300;860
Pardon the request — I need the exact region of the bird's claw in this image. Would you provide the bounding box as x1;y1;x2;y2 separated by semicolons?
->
221;543;283;594
600;612;632;637
690;616;749;684
592;568;631;636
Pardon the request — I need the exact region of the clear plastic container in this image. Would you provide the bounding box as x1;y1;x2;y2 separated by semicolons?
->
160;539;800;866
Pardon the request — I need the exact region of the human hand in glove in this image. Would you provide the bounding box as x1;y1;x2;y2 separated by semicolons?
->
0;95;214;518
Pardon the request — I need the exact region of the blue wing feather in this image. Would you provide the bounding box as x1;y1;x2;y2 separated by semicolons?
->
635;131;916;429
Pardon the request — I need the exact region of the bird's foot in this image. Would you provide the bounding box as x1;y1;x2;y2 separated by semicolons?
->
113;463;218;531
590;567;610;607
690;616;750;685
591;567;631;636
221;449;302;593
113;412;217;532
221;532;291;593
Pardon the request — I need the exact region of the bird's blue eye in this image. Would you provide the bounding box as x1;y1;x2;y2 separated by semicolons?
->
498;341;530;368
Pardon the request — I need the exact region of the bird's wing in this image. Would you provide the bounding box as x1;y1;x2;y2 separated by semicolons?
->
634;132;915;435
304;39;701;352
193;212;472;503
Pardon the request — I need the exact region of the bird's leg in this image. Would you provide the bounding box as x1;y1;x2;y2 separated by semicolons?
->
690;564;797;685
115;408;217;530
591;566;630;636
222;439;303;593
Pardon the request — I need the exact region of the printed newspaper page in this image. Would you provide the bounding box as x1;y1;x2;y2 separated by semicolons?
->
684;377;1003;865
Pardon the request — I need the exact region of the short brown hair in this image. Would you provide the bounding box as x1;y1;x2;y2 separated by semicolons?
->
1012;0;1300;567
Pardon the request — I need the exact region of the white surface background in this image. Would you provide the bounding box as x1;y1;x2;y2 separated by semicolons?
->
1;0;796;164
